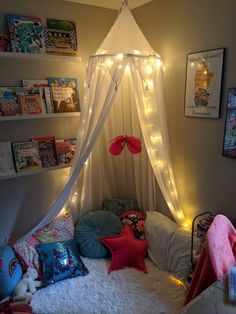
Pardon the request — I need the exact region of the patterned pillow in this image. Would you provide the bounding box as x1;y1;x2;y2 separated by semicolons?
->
36;239;89;286
119;210;145;240
13;208;74;272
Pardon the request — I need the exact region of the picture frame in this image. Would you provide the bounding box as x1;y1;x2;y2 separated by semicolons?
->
184;48;225;118
223;88;236;159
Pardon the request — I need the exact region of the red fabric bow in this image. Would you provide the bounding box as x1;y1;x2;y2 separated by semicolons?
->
109;135;142;155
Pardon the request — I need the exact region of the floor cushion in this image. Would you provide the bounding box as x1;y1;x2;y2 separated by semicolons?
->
0;245;22;299
100;224;148;273
119;210;145;239
75;210;123;258
102;199;140;216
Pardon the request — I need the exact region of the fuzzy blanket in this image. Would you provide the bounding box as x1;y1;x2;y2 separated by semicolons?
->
31;258;185;314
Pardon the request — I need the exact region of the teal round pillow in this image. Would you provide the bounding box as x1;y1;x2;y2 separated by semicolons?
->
75;210;122;258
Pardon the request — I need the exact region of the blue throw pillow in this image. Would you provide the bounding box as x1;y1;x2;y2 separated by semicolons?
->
0;245;22;299
75;210;123;258
36;239;89;286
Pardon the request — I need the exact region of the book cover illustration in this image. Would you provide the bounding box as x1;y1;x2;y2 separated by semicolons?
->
12;141;42;172
44;19;78;56
6;14;45;54
55;140;73;165
0;142;15;176
0;87;27;116
17;93;44;115
66;138;77;158
0;33;11;52
23;80;54;113
48;77;80;113
33;136;58;168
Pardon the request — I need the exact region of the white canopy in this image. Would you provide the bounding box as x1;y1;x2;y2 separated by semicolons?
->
19;1;186;242
96;2;156;56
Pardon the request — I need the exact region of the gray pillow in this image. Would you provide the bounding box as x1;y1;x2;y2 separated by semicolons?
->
145;211;191;281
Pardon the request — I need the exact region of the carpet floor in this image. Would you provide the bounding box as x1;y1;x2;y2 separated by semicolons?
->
31;257;186;314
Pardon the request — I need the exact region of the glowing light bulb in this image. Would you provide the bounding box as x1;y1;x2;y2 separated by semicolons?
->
116;53;124;60
155;58;162;67
144;107;153;116
74;192;78;196
190;62;194;67
71;196;76;203
146;79;154;90
105;59;113;67
133;49;141;55
155;160;163;168
146;65;153;74
151;133;162;144
176;211;184;220
117;64;123;70
203;70;208;75
182;220;191;230
125;64;131;74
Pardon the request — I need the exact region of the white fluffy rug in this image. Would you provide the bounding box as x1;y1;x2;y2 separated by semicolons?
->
31;258;186;314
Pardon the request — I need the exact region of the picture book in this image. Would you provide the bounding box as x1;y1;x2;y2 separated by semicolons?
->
66;138;77;157
0;33;11;52
32;136;58;168
6;14;45;54
48;77;80;113
17;93;44;115
23;80;54;113
44;19;78;56
0;142;15;176
55;140;73;165
12;141;42;172
0;87;27;116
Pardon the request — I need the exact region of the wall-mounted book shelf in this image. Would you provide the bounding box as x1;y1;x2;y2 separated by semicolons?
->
0;52;81;62
0;164;71;181
0;112;81;121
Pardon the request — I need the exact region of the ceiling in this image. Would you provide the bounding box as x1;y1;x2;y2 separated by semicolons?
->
64;0;152;10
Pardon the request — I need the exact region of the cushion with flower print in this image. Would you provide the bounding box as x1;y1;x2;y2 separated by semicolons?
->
118;211;145;240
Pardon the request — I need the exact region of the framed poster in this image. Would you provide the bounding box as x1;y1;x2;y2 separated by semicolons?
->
223;88;236;159
184;48;225;118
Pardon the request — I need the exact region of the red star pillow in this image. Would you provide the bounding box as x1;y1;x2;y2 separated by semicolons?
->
100;224;148;273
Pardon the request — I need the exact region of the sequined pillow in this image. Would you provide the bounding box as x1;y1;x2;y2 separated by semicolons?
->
119;210;145;240
36;239;89;286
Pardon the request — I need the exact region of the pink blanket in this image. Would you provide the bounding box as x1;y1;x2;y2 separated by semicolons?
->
184;214;236;305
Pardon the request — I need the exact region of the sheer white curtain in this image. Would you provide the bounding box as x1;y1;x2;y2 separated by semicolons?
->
80;67;157;217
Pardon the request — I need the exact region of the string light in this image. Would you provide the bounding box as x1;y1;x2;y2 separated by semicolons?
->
133;49;141;55
145;65;153;74
116;53;124;60
145;79;154;90
105;59;113;67
151;133;162;144
125;64;131;74
155;58;162;67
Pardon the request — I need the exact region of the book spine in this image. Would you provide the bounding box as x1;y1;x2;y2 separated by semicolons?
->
44;87;54;113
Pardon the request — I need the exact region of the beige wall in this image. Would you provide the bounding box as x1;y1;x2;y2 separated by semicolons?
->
0;0;116;243
134;0;236;220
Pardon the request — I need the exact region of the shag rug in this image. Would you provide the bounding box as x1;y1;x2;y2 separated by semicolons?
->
31;258;186;314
